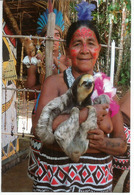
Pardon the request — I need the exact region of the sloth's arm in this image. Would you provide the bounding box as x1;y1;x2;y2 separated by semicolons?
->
52;107;88;131
32;75;59;136
52;104;109;131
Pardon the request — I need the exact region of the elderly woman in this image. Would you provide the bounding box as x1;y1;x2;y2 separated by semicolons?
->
30;17;127;192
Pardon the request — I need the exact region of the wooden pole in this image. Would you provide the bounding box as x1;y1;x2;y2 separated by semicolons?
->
45;12;55;78
115;4;126;85
3;0;23;43
0;1;3;141
105;0;115;75
106;16;113;75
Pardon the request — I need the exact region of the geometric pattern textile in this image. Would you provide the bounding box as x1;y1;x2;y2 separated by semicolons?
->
27;137;41;180
32;145;113;192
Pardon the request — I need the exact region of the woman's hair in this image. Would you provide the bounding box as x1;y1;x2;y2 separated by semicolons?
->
66;20;100;48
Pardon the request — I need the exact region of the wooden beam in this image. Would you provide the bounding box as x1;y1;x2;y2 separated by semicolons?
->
3;0;23;43
45;12;56;78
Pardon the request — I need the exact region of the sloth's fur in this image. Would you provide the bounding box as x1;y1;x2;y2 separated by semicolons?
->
35;74;110;162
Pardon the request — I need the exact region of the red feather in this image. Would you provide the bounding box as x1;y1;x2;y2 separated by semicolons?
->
48;0;53;13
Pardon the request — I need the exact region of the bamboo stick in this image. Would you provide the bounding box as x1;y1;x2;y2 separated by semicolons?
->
2;34;65;42
2;132;35;138
2;35;124;50
2;87;41;93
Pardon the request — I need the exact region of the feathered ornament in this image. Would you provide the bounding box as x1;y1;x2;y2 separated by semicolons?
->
37;9;64;35
75;1;96;21
92;72;120;117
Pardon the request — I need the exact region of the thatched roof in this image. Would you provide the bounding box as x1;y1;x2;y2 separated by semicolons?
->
3;0;73;36
3;0;49;35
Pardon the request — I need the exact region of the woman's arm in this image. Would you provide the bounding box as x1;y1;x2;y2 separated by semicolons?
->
25;65;41;100
25;65;38;89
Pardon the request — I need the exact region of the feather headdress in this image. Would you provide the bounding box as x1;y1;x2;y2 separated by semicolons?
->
37;9;64;35
75;1;96;21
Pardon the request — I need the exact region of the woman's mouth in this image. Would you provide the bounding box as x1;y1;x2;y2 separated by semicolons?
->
78;58;92;61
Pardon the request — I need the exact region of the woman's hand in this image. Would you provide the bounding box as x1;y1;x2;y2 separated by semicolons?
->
94;103;113;134
93;103;109;122
78;104;110;126
87;127;127;156
87;128;106;149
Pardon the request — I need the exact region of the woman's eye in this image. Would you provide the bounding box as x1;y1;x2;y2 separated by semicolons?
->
55;34;60;39
88;42;94;46
73;42;81;47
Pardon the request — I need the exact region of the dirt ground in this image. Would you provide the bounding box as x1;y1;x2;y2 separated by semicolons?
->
2;138;33;192
2;157;33;192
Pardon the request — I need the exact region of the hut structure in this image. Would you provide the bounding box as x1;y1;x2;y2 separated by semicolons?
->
1;0;131;192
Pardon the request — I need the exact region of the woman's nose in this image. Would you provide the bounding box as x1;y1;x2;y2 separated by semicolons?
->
80;44;89;53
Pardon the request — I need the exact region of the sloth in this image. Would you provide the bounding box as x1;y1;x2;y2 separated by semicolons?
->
35;74;110;162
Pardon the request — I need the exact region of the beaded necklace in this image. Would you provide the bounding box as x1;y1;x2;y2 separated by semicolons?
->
52;53;61;73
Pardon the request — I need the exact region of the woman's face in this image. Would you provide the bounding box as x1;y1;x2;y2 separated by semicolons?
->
44;29;61;52
53;29;61;51
68;26;101;74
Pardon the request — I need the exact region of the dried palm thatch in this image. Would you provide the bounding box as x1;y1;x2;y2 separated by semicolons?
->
32;1;47;10
3;0;75;37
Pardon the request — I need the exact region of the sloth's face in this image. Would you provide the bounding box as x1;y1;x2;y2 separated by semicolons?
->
72;74;94;106
77;74;94;105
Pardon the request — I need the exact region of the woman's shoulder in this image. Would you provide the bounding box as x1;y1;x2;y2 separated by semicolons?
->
44;73;68;95
45;73;64;83
43;73;64;89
